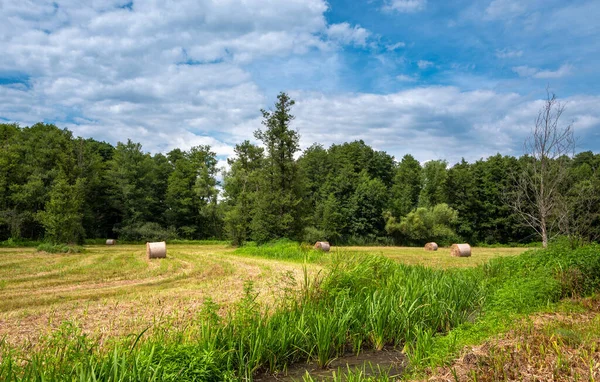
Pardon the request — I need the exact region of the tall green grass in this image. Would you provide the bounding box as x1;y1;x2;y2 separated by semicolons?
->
234;239;326;263
2;243;600;381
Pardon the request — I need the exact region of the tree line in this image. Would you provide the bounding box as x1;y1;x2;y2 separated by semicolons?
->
1;92;599;246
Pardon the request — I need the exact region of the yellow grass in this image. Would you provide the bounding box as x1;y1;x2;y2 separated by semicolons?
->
0;244;530;348
0;244;315;348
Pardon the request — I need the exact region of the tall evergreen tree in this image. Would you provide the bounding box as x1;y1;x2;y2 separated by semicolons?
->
251;92;304;242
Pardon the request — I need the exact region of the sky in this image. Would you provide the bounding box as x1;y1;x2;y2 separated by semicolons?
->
1;0;599;168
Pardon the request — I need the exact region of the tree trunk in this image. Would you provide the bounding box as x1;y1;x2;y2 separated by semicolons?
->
541;216;548;248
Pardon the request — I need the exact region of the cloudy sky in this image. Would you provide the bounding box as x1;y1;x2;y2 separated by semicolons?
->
1;0;599;166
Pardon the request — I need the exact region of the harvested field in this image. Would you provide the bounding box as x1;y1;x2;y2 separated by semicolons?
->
0;244;319;348
0;244;529;348
341;246;529;268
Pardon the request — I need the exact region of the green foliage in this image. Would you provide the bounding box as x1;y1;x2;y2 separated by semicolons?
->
385;203;459;246
419;160;448;207
2;108;600;248
250;92;305;243
390;154;422;217
234;239;325;263
36;173;85;244
116;222;178;242
0;238;42;247
165;146;219;238
36;243;84;254
302;226;328;244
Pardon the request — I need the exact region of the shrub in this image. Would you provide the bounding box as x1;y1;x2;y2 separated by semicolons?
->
36;243;84;254
115;222;178;242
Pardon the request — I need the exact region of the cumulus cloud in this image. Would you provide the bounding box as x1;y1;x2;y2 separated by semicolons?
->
326;23;371;47
1;0;598;167
512;64;572;78
0;0;374;156
289;87;600;164
383;0;427;13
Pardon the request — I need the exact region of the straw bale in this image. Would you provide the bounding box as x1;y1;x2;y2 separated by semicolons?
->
147;241;167;259
451;243;471;257
424;242;438;251
106;239;116;245
314;241;331;252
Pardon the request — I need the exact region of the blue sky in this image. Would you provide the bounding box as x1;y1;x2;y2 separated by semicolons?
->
1;0;599;167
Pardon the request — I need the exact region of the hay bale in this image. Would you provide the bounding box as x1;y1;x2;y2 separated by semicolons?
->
147;241;167;259
106;239;116;245
314;241;331;252
424;242;438;251
451;243;471;257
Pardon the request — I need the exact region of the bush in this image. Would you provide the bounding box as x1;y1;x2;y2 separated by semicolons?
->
235;239;325;262
36;243;84;254
0;238;42;247
302;226;328;245
115;222;178;242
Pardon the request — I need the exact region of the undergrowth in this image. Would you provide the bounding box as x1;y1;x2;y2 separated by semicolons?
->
1;242;599;381
36;243;85;254
234;239;327;263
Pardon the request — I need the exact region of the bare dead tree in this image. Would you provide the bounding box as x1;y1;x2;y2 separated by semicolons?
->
509;89;575;248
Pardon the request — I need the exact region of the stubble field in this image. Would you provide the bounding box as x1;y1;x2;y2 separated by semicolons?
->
0;243;525;349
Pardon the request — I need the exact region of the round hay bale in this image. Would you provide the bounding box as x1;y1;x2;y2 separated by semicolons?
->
147;241;167;259
451;243;471;257
106;239;116;245
424;242;438;251
314;241;331;252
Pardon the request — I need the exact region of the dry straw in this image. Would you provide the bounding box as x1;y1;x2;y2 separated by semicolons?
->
106;239;116;245
451;243;471;257
314;241;331;252
424;242;438;251
147;241;167;259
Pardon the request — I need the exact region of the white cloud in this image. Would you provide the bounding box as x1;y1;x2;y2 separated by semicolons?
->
383;0;427;13
326;23;371;47
484;0;527;19
396;74;417;82
0;0;377;156
496;48;523;58
534;64;573;79
387;42;406;51
417;60;434;69
512;64;572;78
288;87;600;164
1;0;598;166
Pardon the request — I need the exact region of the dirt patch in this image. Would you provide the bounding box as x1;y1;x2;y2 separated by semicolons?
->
256;348;406;381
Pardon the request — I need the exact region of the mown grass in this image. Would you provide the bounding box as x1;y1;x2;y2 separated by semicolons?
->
342;246;528;269
1;242;599;381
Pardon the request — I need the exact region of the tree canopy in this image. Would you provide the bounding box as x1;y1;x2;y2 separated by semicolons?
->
1;92;598;246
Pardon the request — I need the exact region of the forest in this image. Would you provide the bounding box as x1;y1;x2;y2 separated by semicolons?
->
1;92;599;247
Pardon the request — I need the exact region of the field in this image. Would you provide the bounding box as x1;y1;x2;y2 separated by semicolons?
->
0;244;523;348
2;242;599;381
